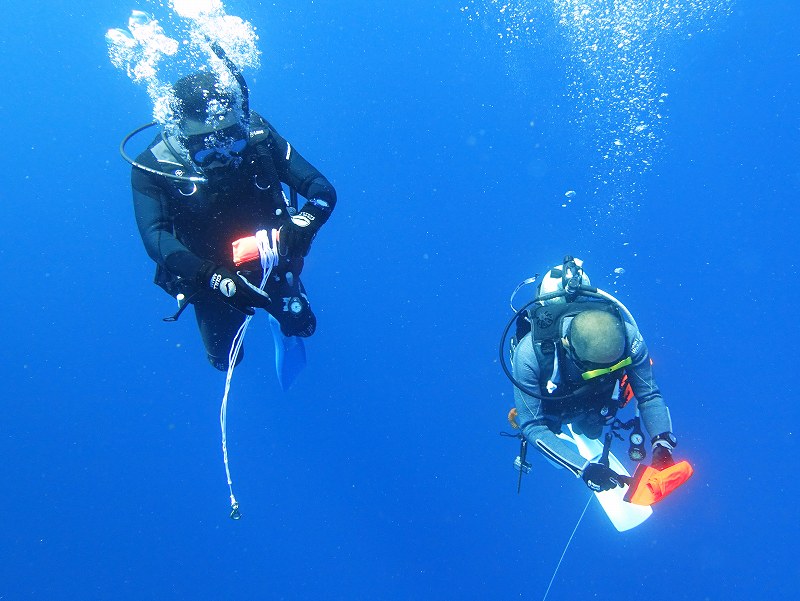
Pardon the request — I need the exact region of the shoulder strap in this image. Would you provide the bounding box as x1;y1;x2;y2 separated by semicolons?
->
247;112;299;212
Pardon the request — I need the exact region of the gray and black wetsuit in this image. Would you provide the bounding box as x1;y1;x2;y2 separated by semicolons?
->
131;112;336;369
513;311;673;478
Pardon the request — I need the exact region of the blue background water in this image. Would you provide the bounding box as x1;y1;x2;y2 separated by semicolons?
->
1;1;797;599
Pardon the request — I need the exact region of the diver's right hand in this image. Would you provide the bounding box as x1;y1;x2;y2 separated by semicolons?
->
581;462;625;492
198;262;271;315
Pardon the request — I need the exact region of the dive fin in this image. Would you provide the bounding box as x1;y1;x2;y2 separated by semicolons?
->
269;314;307;391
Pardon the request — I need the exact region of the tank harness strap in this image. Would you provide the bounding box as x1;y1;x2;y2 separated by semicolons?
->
514;312;531;343
546;345;560;394
252;143;291;212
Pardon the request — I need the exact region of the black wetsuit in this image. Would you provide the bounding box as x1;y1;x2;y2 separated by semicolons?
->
132;112;336;369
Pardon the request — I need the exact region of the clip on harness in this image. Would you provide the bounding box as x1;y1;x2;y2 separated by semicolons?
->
220;229;280;519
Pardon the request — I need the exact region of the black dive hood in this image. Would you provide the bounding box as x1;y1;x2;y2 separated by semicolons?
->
119;40;251;184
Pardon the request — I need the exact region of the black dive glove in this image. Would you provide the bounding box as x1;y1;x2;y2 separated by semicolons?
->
651;432;677;470
279;212;317;258
198;262;271;315
582;462;625;492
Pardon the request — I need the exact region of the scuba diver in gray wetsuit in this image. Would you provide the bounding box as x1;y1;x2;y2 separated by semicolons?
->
501;257;679;493
122;47;336;373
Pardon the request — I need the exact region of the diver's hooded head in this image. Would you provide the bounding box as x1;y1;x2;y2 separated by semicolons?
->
173;71;245;134
567;310;626;366
172;71;249;169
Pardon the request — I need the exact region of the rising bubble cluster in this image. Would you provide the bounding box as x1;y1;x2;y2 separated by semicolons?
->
106;0;260;132
460;1;537;44
463;0;730;204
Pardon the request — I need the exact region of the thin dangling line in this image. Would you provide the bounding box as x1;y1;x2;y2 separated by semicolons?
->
541;494;593;601
219;228;280;519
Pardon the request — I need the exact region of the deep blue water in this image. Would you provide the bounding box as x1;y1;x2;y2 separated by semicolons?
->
1;1;798;599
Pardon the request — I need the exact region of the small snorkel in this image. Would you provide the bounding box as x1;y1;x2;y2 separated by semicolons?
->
119;39;251;183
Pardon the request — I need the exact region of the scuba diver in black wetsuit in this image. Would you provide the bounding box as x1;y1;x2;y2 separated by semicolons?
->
125;61;336;373
501;257;691;502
